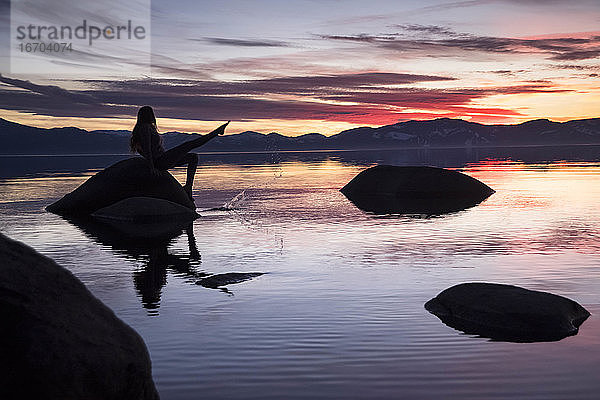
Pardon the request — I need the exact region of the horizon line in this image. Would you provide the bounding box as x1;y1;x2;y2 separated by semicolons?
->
2;115;599;138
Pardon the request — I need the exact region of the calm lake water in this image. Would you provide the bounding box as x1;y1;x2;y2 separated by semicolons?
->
1;147;600;399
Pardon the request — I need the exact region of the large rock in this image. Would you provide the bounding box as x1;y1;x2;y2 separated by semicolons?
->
425;282;590;342
341;165;494;215
46;157;194;216
0;233;159;399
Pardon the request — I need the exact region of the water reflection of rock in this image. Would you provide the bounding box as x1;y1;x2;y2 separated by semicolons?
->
64;216;264;313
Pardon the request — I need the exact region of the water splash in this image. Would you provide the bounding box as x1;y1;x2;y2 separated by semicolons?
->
221;189;248;210
218;134;283;211
212;135;285;250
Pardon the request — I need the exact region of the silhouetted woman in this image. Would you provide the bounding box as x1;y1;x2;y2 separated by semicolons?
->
130;106;228;198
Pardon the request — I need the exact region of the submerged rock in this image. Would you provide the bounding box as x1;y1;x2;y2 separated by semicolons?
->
0;233;159;399
425;282;590;342
92;196;199;223
341;165;494;215
65;197;197;248
196;272;264;289
46;157;194;216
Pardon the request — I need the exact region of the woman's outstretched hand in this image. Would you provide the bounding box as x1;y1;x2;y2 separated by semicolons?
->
211;121;229;136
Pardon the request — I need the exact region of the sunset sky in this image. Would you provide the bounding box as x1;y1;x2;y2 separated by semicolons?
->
0;0;599;136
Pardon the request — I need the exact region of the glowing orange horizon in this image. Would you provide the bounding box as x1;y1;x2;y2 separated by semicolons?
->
1;109;597;138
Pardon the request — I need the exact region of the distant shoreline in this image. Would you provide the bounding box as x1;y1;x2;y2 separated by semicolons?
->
1;142;600;157
2;116;599;156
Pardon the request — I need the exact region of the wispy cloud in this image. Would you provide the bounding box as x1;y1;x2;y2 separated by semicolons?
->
393;24;458;36
406;0;492;15
322;0;597;26
0;73;569;125
550;64;600;71
319;27;600;61
81;72;456;97
551;50;600;61
0;74;95;103
196;37;291;47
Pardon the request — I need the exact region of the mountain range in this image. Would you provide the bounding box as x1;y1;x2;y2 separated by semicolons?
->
1;117;599;155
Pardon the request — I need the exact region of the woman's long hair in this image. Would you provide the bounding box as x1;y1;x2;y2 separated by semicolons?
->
130;106;159;153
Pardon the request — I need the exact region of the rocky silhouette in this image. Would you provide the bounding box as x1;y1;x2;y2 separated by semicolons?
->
0;233;159;399
2;117;600;155
46;157;195;216
341;165;494;215
425;282;590;342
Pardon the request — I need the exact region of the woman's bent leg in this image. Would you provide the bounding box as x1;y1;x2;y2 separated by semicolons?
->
154;152;198;198
181;153;198;190
154;142;201;170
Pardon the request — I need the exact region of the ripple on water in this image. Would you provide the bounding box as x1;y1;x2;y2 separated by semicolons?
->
1;154;600;399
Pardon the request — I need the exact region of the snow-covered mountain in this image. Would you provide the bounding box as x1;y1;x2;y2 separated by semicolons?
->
1;117;599;155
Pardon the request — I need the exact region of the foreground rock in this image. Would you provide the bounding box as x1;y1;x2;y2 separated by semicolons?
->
46;157;194;216
341;165;494;215
0;233;159;399
425;282;590;342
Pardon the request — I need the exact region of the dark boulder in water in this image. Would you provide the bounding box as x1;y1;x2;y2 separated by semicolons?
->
0;233;159;399
46;157;194;216
341;165;494;215
425;282;590;342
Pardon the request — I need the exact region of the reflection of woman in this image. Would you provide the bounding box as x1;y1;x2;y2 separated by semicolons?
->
130;106;228;199
132;225;205;312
